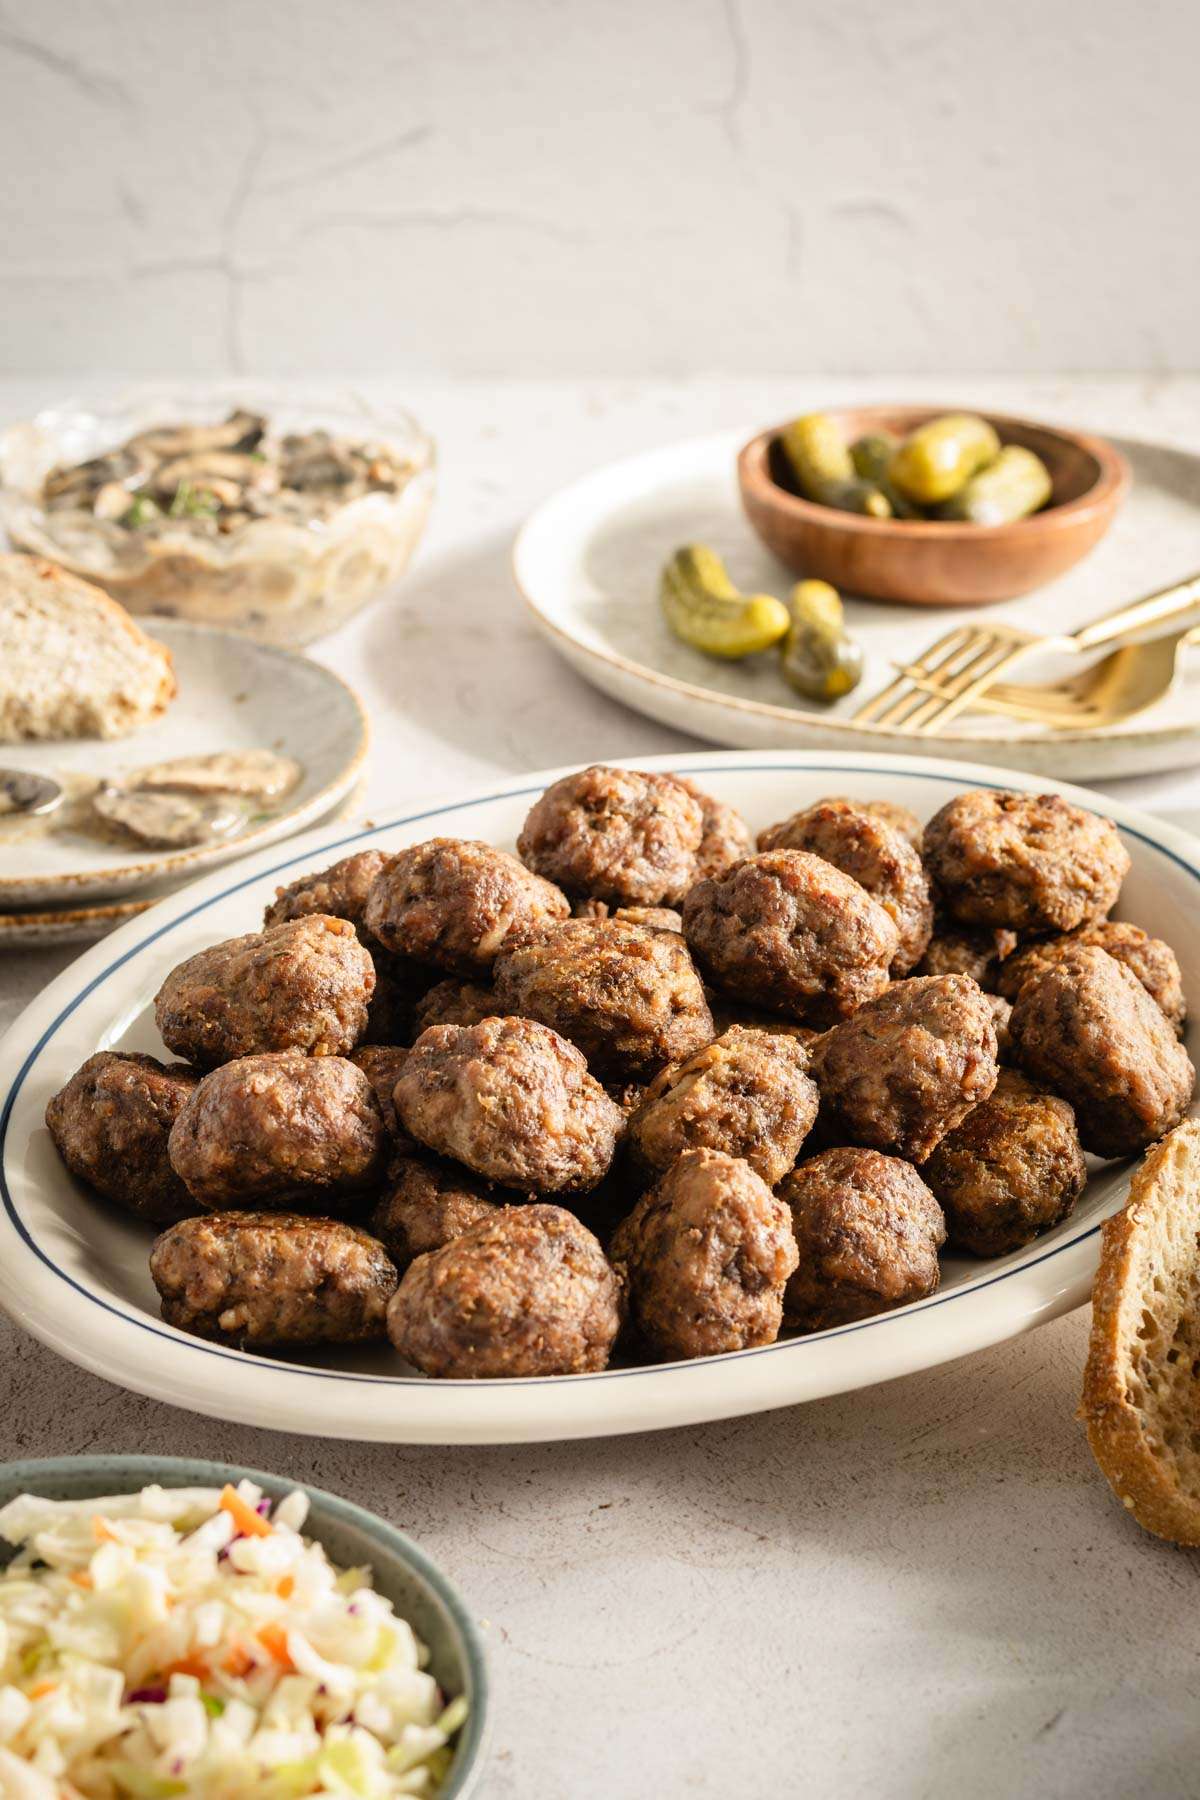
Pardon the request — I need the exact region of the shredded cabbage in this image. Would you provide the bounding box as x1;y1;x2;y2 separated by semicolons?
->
0;1483;466;1797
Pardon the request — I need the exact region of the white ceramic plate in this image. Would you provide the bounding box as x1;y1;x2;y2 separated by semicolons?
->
0;620;369;906
514;428;1200;780
0;750;1195;1446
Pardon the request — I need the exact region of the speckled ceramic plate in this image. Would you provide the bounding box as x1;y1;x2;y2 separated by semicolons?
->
514;428;1200;779
0;1454;489;1797
0;620;369;906
0;751;1196;1445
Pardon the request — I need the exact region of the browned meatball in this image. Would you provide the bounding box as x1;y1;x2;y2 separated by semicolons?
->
168;1051;389;1210
915;922;1018;989
626;1027;818;1187
45;1052;201;1226
360;950;439;1048
517;765;703;906
997;920;1187;1035
610;1148;798;1360
757;799;933;976
412;978;501;1035
780;1147;945;1330
264;850;389;936
987;993;1014;1061
155;915;374;1068
387;1203;622;1377
811;974;999;1162
493;917;714;1081
1008;945;1194;1158
151;1212;396;1347
370;1155;504;1269
395;1015;624;1192
362;838;568;976
673;777;753;880
922;1070;1087;1257
682;850;898;1026
705;991;822;1048
349;1044;410;1138
923;789;1130;932
817;795;924;854
261;851;434;1042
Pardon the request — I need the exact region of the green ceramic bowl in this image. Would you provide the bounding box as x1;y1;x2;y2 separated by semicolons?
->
0;1454;489;1797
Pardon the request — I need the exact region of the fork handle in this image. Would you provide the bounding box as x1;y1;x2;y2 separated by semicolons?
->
1071;572;1200;650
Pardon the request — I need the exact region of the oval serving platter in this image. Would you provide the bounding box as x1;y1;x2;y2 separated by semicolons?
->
0;750;1196;1446
514;427;1200;780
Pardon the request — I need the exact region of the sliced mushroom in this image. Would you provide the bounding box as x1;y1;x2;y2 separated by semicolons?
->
127;410;266;460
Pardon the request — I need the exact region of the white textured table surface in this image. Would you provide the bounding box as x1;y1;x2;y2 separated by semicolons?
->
2;377;1199;1798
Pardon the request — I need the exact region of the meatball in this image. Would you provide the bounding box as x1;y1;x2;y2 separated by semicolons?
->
264;850;389;937
361;950;439;1047
387;1202;622;1378
673;776;753;880
811;974;999;1162
395;1015;624;1193
349;1044;410;1138
987;993;1014;1061
362;838;569;976
997;920;1187;1035
262;851;434;1043
151;1212;396;1347
572;899;684;934
168;1051;389;1210
923;789;1130;932
1008;945;1194;1158
370;1155;504;1269
493;917;713;1081
610;1148;798;1360
45;1051;201;1226
817;795;924;854
705;992;822;1048
626;1026;818;1187
916;922;1017;989
922;1070;1087;1257
517;765;703;906
757;799;933;975
412;978;501;1035
780;1147;946;1330
682;850;898;1026
155;915;374;1068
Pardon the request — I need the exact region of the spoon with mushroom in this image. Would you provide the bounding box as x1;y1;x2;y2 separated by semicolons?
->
0;770;63;818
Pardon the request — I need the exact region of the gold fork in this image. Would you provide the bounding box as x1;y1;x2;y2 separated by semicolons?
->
853;571;1200;736
903;622;1200;731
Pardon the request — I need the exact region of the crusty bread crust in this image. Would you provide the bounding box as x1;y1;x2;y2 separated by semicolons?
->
0;553;175;742
1080;1117;1200;1544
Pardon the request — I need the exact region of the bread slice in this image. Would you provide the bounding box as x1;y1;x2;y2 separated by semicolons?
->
1080;1117;1200;1543
0;553;176;742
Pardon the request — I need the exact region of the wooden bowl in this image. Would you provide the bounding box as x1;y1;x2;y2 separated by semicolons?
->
737;405;1130;606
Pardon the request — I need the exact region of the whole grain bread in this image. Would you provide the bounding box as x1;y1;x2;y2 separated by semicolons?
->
0;553;175;741
1080;1117;1200;1544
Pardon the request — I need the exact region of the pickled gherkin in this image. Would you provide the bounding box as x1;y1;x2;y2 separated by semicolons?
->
888;413;1001;506
849;432;922;518
780;414;891;518
660;544;791;660
937;444;1053;525
780;579;863;704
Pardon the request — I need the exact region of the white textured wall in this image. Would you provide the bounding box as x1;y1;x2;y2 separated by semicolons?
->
3;0;1198;377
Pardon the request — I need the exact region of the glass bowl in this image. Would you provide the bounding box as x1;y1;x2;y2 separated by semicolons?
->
0;384;435;647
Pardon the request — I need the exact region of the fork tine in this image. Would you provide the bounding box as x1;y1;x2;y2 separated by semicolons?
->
913;640;1037;735
851;625;977;724
869;630;1005;731
889;636;1012;734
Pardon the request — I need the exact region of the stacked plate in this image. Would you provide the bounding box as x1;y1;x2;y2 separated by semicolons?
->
0;621;369;947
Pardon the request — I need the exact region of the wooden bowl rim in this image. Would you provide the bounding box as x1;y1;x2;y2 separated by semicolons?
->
738;405;1130;543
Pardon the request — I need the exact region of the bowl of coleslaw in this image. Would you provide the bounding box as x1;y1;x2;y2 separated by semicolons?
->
0;1455;488;1799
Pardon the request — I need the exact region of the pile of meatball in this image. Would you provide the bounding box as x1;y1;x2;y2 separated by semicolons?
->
45;766;1195;1381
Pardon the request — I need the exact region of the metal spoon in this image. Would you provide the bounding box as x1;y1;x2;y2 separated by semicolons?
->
0;769;65;818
